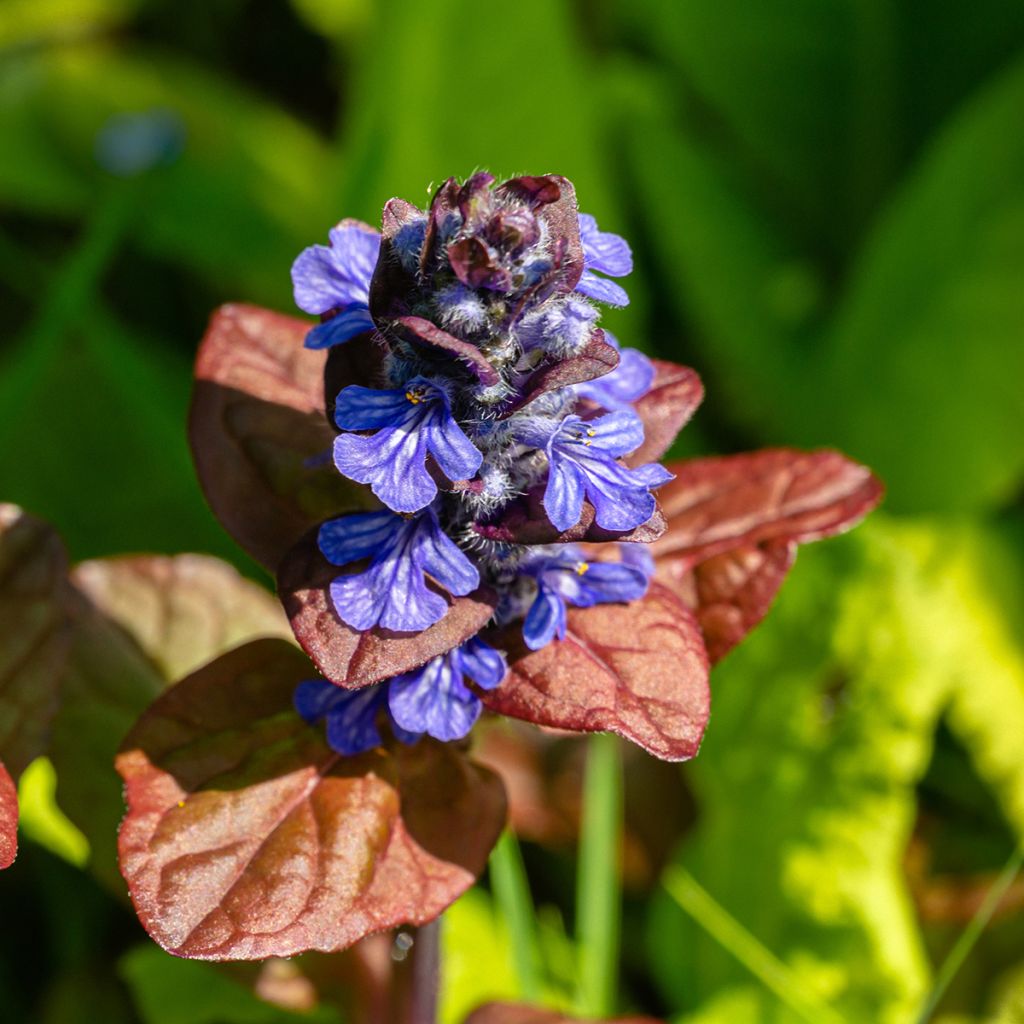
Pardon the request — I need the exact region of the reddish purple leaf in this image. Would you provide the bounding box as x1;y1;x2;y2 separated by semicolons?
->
624;360;704;467
0;759;17;870
653;449;883;566
189;304;373;572
117;639;506;960
323;332;389;425
474;491;665;546
496;175;585;292
394;316;501;386
466;1004;661;1024
481;584;710;761
70;553;291;684
504;331;619;414
651;449;882;661
656;539;797;664
278;529;498;688
0;504;71;776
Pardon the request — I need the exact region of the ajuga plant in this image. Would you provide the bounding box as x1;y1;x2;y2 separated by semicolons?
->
98;172;882;961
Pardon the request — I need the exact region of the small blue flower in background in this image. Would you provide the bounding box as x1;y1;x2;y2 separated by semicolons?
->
576;213;633;307
575;331;655;410
291;221;379;348
294;679;420;756
333;377;482;512
521;546;652;650
388;638;507;741
319;509;480;632
515;411;673;532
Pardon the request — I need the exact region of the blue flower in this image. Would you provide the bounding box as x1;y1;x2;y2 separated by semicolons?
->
319;508;480;632
388;638;507;741
333;377;482;513
291;221;379;348
520;546;652;650
294;679;420;756
575;331;654;410
515;411;673;532
576;213;633;307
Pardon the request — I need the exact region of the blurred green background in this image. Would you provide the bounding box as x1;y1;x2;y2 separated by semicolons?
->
2;1;1024;1022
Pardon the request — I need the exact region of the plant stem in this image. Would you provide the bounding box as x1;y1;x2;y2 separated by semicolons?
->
490;829;543;1000
409;918;441;1024
663;866;847;1024
914;843;1024;1024
575;732;622;1018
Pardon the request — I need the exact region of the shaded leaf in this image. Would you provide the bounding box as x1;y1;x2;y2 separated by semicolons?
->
71;553;291;682
189;304;373;572
120;945;342;1024
117;639;506;959
625;360;704;467
393;316;500;387
323;333;389;424
0;503;71;776
464;1004;659;1024
49;593;164;890
507;333;619;415
481;585;709;761
0;759;17;869
653;449;883;566
474;494;665;546
278;529;498;688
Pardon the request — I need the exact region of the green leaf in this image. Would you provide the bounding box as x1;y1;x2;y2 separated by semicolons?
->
16;757;89;868
120;945;341;1024
818;54;1024;513
650;515;1024;1021
0;43;334;306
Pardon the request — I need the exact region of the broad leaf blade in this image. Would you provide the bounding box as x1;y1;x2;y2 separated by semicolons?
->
626;360;704;467
0;759;17;870
189;304;373;571
465;1005;659;1024
657;540;797;665
653;449;883;565
482;585;710;761
278;529;497;688
72;553;292;682
117;639;506;959
0;503;71;776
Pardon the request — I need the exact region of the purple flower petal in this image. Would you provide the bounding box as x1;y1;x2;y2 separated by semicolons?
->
575;271;630;307
304;306;375;349
291;222;380;315
318;508;480;632
578;213;633;277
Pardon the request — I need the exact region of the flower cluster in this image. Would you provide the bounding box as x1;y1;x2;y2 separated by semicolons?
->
289;173;671;753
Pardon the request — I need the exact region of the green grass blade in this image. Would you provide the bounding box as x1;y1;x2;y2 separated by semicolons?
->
662;865;847;1024
489;829;543;1001
914;842;1024;1023
574;732;622;1018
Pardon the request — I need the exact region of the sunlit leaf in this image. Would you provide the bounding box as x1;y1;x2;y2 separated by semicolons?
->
117;639;506;959
463;1004;659;1024
0;758;17;869
16;757;89;868
71;553;291;682
190;304;374;572
652;449;881;661
482;584;709;761
278;529;497;688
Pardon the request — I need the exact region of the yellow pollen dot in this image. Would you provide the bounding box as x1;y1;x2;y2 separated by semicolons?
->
586;428;596;437
576;561;590;575
177;800;185;808
405;389;424;404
